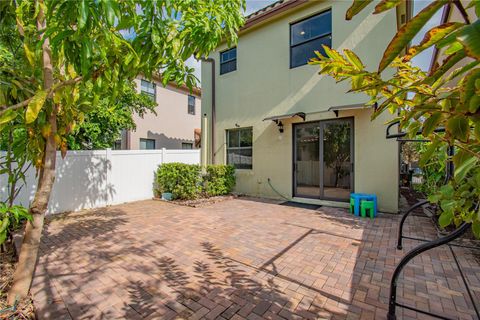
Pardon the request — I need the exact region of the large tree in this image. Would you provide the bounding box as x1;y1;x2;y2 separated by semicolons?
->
311;0;480;237
0;0;245;304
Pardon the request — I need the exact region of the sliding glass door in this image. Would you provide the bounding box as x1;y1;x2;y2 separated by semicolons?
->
294;118;353;201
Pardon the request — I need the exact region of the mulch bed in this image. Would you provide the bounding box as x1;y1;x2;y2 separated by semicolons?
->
154;194;236;208
0;244;35;320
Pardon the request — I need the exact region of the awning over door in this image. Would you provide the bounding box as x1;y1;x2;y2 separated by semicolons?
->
328;103;376;117
263;112;306;123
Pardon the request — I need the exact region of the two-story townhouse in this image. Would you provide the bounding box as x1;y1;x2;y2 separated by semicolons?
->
201;0;410;213
118;74;202;150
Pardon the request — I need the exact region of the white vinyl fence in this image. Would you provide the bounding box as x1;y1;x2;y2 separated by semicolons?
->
0;149;200;214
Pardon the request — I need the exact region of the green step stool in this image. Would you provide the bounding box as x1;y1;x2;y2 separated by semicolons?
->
349;197;355;214
361;200;375;219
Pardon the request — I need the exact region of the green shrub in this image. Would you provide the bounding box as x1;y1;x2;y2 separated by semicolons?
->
155;163;202;200
0;203;31;245
204;165;236;196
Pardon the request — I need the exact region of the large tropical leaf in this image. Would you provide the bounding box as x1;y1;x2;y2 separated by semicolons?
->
457;19;480;60
25;90;47;124
374;0;402;14
405;22;463;61
346;0;373;20
379;0;448;72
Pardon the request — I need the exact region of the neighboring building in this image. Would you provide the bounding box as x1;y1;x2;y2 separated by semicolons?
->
118;75;202;150
201;0;410;213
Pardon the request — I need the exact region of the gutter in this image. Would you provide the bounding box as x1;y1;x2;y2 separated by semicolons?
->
201;57;216;164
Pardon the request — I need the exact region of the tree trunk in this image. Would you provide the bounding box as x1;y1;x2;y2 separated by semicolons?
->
7;0;57;305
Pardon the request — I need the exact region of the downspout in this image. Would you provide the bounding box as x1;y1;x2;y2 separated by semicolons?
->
201;58;216;164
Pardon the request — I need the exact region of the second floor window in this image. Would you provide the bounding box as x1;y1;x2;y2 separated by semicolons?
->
188;95;195;115
290;9;332;68
141;79;156;101
227;127;252;169
220;47;237;75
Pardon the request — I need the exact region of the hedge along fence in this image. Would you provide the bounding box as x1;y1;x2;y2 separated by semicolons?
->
155;163;236;200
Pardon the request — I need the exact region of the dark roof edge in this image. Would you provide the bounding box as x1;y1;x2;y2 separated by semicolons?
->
141;73;202;97
241;0;309;32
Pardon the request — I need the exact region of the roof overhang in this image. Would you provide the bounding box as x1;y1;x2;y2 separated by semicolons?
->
242;0;309;32
328;103;375;117
263;112;306;123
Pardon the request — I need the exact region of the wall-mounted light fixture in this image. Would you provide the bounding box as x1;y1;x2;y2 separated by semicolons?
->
275;120;284;133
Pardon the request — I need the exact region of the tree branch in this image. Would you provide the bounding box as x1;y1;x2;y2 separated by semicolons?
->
0;76;83;116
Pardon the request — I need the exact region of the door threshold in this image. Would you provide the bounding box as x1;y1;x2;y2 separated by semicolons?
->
292;197;349;208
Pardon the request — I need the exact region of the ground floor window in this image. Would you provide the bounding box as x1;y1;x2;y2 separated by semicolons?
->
182;142;193;149
113;140;122;150
140;138;155;150
226;127;252;169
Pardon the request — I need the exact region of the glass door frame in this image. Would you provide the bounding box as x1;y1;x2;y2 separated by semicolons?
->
292;117;354;201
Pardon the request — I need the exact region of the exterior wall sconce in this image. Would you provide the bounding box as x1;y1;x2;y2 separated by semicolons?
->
275;120;284;133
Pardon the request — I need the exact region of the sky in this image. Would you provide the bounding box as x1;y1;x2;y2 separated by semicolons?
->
187;0;441;85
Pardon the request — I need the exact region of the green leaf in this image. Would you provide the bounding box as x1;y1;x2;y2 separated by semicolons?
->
444;41;463;55
453;149;469;168
428;193;442;203
405;23;463;61
78;0;88;29
419;140;440;167
344;49;364;70
0;230;6;245
457;19;480;60
373;0;402;14
428;50;466;84
440;184;455;198
103;0;116;26
25;90;48;124
24;43;35;66
422;112;442;136
0;217;9;233
0;109;17;125
346;0;373;20
455;156;477;181
473;221;480;239
461;68;480;112
446;116;469;141
439;209;454;228
379;0;447;72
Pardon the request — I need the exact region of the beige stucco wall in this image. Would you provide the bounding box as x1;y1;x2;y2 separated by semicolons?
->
201;1;400;213
127;78;201;149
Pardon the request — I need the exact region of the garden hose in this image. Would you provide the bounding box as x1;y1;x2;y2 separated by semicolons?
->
267;178;290;201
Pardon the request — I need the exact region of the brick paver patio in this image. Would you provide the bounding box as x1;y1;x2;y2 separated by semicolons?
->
30;198;480;319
